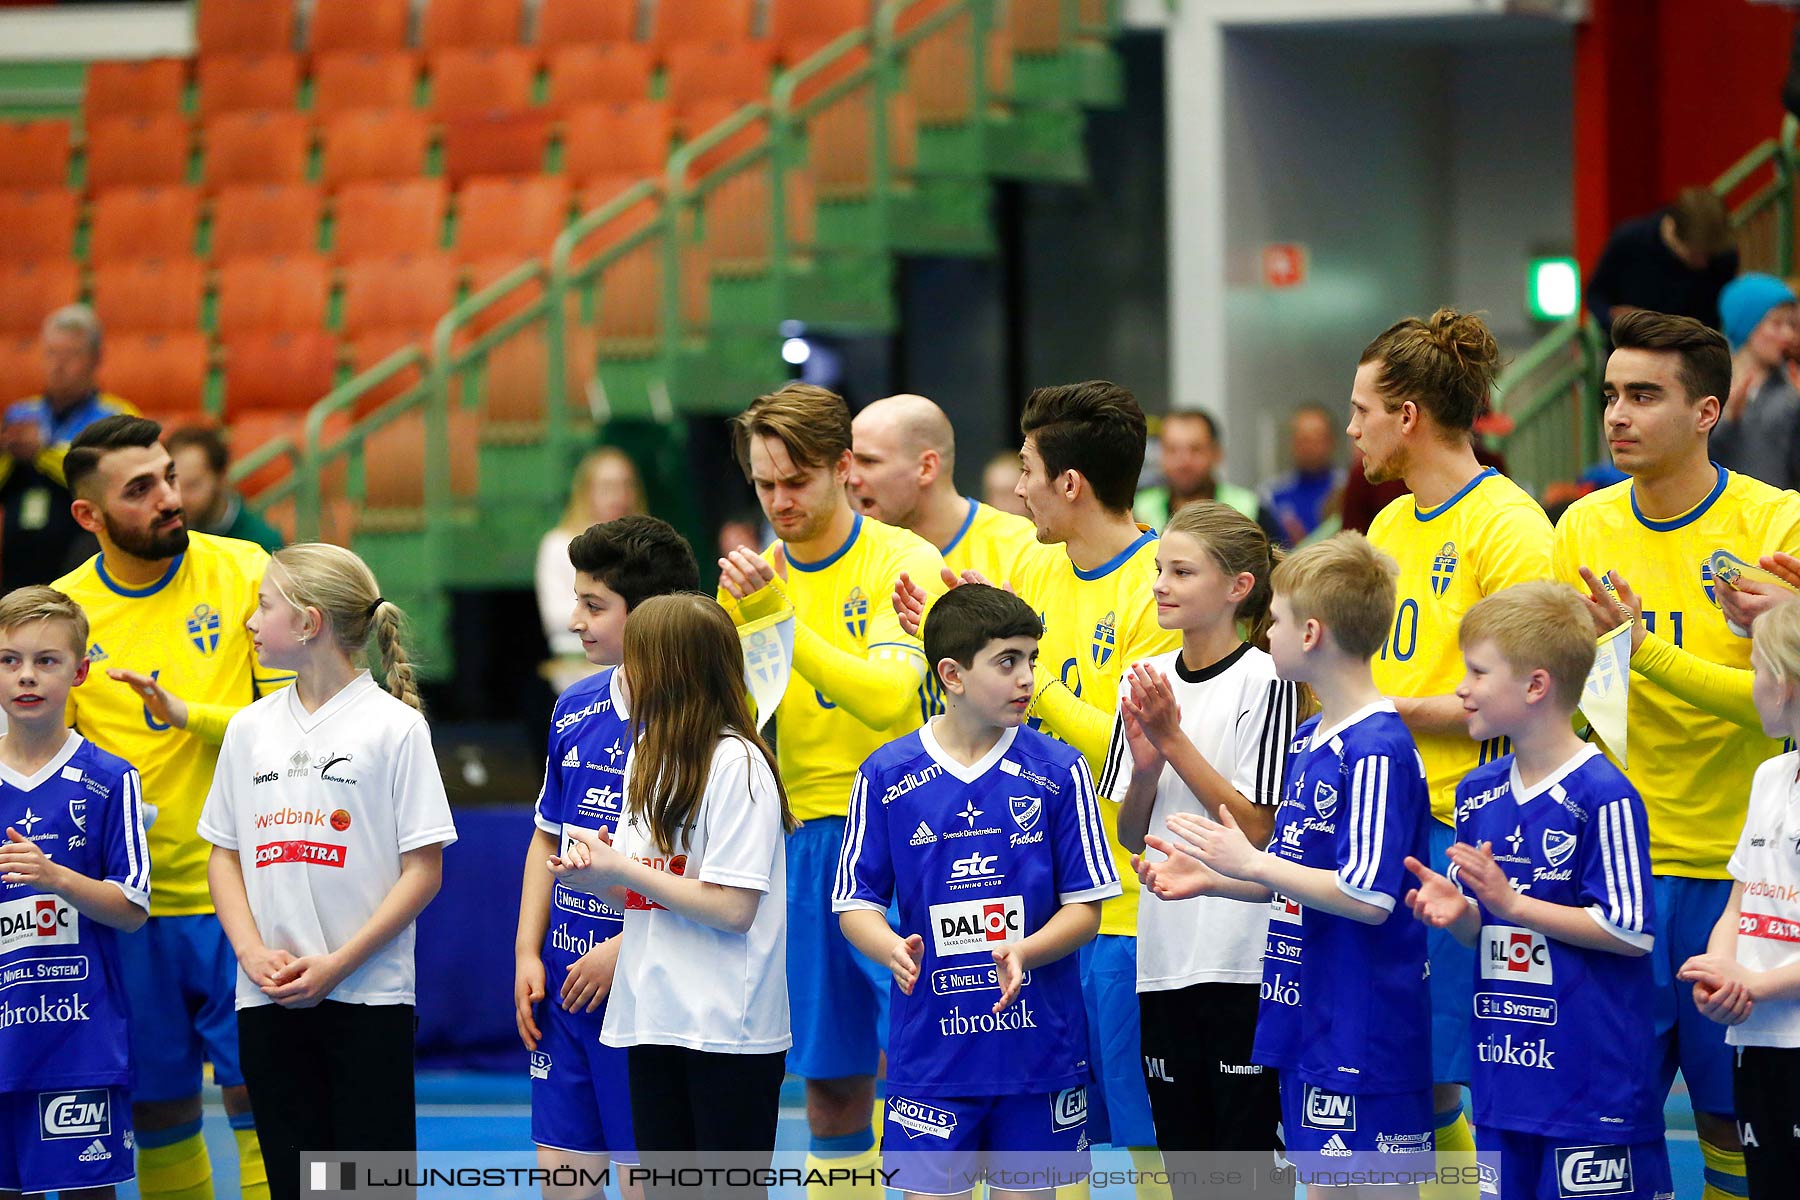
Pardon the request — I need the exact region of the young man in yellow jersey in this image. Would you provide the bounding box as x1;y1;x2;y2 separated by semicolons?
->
716;383;945;1198
1553;311;1800;1200
1353;310;1554;1177
54;416;293;1200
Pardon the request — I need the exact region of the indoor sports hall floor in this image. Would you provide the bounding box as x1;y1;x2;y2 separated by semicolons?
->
113;1073;1707;1199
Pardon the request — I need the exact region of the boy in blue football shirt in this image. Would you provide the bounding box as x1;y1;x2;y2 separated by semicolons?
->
1139;533;1435;1186
0;586;150;1198
512;516;699;1199
1406;582;1668;1200
834;584;1121;1198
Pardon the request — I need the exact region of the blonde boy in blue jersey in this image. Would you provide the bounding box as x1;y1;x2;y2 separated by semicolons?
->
54;415;290;1200
1353;310;1553;1184
1553;310;1800;1200
717;383;946;1200
895;382;1180;1197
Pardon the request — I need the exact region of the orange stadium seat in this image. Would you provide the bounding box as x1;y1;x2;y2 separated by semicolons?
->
331;179;449;262
0;260;79;334
452;176;569;262
221;329;337;411
309;0;411;56
419;0;524;52
544;44;653;113
679;98;767;176
427;47;537;118
344;325;431;414
214;253;331;334
339;255;457;337
650;0;754;59
536;0;637;48
197;52;301;119
0;119;71;190
441;112;551;185
561;101;670;187
311;52;419;118
363;407;478;508
85;114;191;192
0;189;76;262
90;257;207;333
203;110;309;189
100;332;210;417
195;0;295;56
666;43;773;135
83;59;186;122
88;185;199;262
770;0;868;63
0;336;39;400
226;411;311;496
319;109;431;188
210;183;323;260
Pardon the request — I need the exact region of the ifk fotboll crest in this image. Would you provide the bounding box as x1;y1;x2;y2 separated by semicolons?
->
1430;542;1458;596
186;603;221;654
1091;612;1116;667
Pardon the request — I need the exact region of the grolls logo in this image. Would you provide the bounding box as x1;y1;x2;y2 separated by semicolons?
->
930;895;1024;957
330;809;351;831
253;841;347;868
1481;925;1553;984
0;896;76;952
625;855;686;911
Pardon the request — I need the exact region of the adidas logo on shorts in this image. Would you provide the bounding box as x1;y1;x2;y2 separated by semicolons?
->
78;1139;111;1163
562;746;581;769
1320;1135;1351;1158
910;822;937;846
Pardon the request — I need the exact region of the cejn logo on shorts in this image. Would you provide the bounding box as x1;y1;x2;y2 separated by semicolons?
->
0;895;77;952
1554;1145;1632;1197
38;1089;109;1140
1481;924;1552;985
1301;1085;1355;1131
930;895;1024;958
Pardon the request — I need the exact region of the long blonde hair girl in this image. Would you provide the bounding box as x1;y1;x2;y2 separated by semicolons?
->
267;543;422;711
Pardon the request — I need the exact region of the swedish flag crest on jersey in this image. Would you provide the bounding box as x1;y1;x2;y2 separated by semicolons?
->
1701;558;1718;606
186;603;221;654
843;587;869;638
1091;612;1116;667
1430;542;1458;596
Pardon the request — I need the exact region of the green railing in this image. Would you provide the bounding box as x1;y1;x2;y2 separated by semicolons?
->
1495;114;1797;492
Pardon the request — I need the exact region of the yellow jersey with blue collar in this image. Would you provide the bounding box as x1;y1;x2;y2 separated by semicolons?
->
940;496;1055;591
1552;466;1800;877
719;513;945;823
1020;526;1180;936
55;532;295;915
1367;468;1554;825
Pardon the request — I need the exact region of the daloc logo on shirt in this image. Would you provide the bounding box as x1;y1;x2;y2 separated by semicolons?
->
186;604;221;654
1091;612;1116;667
842;587;868;638
1430;542;1459;596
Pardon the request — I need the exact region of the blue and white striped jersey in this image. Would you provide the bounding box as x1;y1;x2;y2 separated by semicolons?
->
0;732;148;1092
833;722;1121;1098
1453;745;1661;1143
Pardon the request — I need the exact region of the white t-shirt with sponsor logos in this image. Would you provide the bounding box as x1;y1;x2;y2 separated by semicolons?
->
198;671;457;1009
1727;750;1800;1048
599;734;789;1054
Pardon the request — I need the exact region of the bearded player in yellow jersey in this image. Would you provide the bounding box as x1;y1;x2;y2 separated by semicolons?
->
54;416;292;1200
715;384;945;1199
1553;312;1800;1200
896;382;1180;1191
1353;311;1554;1182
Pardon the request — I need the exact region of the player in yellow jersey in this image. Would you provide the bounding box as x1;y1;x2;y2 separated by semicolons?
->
1553;312;1800;1200
716;384;945;1199
1351;311;1554;1173
55;416;290;1200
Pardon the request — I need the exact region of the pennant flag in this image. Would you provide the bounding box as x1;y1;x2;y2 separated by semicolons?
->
740;608;795;732
1581;621;1632;768
1709;549;1794;637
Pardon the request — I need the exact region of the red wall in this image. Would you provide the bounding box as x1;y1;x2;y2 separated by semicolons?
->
1574;0;1795;270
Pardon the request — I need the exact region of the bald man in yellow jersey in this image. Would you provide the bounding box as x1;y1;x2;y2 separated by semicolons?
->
54;415;291;1200
1352;311;1553;1188
717;384;945;1200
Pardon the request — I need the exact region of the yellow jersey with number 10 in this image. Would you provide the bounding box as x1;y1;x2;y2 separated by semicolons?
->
1367;469;1554;826
1552;468;1800;878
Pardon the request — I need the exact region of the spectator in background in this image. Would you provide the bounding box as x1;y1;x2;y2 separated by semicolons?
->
0;305;136;586
981;448;1029;517
1586;188;1739;334
166;425;285;554
717;511;764;559
1133;409;1271;534
536;447;644;685
1712;275;1800;490
1260;403;1345;543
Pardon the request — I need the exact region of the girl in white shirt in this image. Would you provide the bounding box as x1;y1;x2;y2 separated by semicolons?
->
1681;598;1800;1199
196;544;457;1200
1101;501;1305;1166
550;593;795;1177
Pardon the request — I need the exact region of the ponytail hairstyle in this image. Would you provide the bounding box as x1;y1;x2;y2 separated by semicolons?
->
1163;502;1318;718
622;593;796;854
266;543;422;712
1358;308;1504;434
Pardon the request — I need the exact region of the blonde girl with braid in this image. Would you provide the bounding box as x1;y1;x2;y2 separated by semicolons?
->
193;543;457;1200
